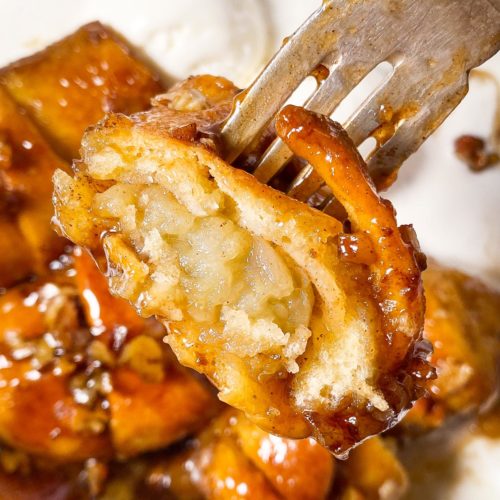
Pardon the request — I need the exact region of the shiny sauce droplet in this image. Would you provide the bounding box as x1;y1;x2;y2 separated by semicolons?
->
336;232;376;265
371;102;419;147
310;64;330;84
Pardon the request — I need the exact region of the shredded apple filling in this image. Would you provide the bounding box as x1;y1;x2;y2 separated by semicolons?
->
93;181;314;375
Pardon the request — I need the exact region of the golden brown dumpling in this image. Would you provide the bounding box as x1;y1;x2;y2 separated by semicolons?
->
52;75;430;456
403;263;500;431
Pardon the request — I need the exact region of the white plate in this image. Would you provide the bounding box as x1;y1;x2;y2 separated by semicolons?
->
2;0;499;497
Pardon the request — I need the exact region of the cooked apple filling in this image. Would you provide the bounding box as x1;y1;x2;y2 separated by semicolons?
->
91;178;314;376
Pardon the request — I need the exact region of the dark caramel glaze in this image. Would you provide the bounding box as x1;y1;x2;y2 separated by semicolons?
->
334;436;408;499
143;409;335;500
0;408;410;499
0;22;163;160
335;232;376;265
371;103;419;149
72;247;148;345
0;408;336;499
310;64;330;84
454;135;499;172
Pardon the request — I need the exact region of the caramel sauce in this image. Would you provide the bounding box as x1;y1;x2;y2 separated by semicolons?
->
0;247;217;462
336;232;376;265
171;410;335;499
454;135;499;172
453;70;500;172
73;248;150;345
0;19;169;292
370;102;419;147
311;64;330;84
0;135;12;171
0;86;68;287
403;264;500;434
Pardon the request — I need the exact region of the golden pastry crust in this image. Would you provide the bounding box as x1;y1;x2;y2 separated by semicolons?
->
336;436;408;500
0;408;409;499
0;23;165;287
0;22;163;160
0;407;336;499
52;76;430;456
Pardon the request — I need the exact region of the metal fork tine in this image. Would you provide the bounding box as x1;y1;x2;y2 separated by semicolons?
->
344;49;494;149
366;78;470;189
289;75;469;202
222;0;500;202
223;0;436;166
287;71;470;201
253;58;389;183
287;166;323;201
342;72;406;147
253;137;294;183
221;2;343;163
286;167;331;206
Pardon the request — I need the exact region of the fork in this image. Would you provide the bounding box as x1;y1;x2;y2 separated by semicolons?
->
221;0;500;199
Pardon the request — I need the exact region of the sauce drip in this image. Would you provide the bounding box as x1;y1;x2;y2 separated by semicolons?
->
370;102;419;148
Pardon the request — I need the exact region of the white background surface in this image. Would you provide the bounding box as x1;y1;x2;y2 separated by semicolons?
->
1;0;499;497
